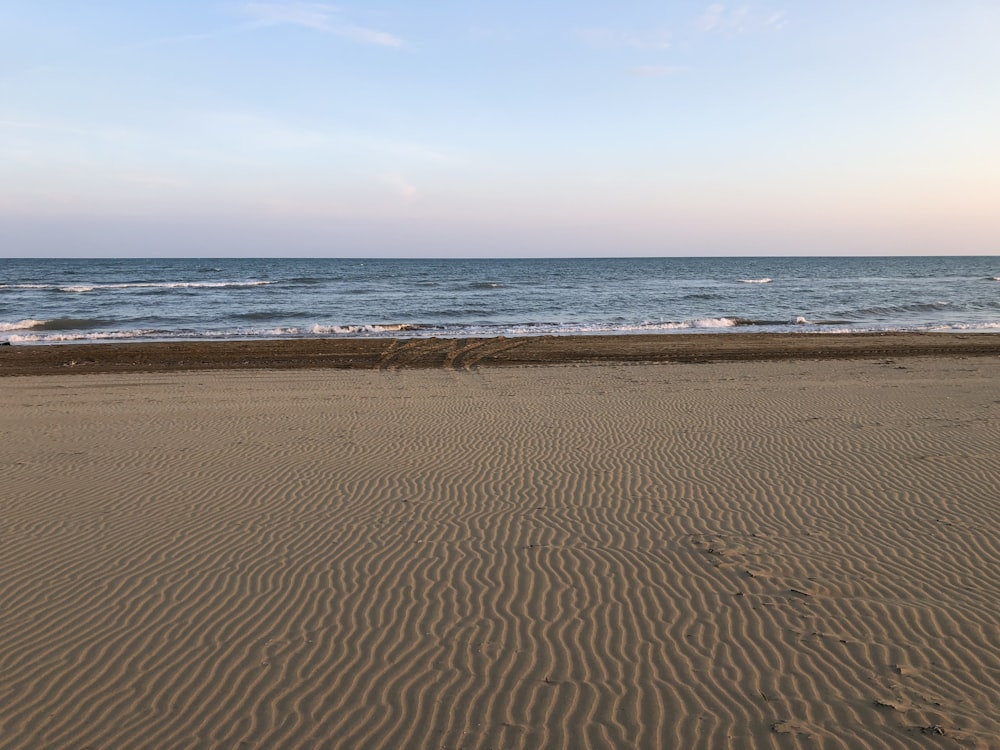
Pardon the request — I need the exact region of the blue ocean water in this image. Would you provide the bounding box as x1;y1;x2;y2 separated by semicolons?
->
2;257;1000;344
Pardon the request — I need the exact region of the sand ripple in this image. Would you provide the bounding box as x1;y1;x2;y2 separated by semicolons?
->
2;359;999;748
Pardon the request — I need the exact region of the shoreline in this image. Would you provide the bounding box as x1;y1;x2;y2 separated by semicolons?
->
3;331;1000;376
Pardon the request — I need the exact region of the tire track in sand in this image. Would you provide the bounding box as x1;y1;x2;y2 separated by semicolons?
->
377;336;526;371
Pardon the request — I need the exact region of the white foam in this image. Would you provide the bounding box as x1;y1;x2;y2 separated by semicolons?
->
240;327;301;337
7;329;156;343
576;322;692;333
158;281;274;289
0;319;45;332
932;321;1000;331
693;317;738;328
795;316;815;325
739;278;772;284
9;280;275;293
638;321;692;331
311;323;417;334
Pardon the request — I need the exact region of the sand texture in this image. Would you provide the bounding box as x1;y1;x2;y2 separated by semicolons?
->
2;357;999;748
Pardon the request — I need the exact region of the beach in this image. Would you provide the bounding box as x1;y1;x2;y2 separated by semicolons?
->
2;339;999;748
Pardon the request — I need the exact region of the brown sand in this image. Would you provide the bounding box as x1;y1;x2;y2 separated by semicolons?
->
1;352;999;748
4;331;1000;376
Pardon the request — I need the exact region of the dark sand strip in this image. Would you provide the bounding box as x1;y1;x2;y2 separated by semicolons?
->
3;331;1000;376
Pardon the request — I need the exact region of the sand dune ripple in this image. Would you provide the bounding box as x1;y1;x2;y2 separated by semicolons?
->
2;358;999;748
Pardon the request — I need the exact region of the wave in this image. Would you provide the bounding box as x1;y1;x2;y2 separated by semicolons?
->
849;301;953;317
932;321;1000;331
200;327;303;338
6;317;812;342
235;311;312;322
455;317;818;335
60;285;99;293
0;319;46;332
310;323;420;335
8;329;161;343
620;317;741;332
738;278;772;284
639;317;853;331
35;318;115;331
6;326;302;344
9;314;1000;344
2;318;128;332
2;281;275;293
693;317;739;328
794;317;855;326
7;323;990;344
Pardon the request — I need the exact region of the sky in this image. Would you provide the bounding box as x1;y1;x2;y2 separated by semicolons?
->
1;1;999;257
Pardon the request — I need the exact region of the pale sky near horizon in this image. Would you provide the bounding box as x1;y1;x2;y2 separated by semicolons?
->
2;1;999;257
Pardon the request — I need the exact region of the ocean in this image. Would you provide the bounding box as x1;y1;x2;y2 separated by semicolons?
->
2;256;1000;344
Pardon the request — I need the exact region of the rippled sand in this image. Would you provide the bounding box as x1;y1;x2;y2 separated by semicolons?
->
2;356;999;748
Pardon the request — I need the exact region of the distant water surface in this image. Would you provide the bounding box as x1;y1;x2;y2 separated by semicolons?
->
2;256;1000;343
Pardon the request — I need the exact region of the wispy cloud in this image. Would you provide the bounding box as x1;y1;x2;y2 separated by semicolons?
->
244;1;331;30
699;4;728;32
334;24;403;48
243;2;404;47
574;27;671;50
699;4;786;33
763;11;788;31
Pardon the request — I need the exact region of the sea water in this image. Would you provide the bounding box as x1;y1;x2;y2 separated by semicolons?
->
2;256;1000;343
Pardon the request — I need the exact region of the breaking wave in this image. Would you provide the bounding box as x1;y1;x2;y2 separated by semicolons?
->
310;323;420;335
0;319;46;332
1;280;274;293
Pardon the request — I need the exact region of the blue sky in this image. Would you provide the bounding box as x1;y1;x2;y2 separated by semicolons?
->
2;1;998;257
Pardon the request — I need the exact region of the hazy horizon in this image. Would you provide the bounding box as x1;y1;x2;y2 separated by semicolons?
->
3;2;998;258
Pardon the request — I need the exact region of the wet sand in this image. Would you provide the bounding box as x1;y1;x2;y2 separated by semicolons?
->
3;331;1000;376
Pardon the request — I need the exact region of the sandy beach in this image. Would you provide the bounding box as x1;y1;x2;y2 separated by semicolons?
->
2;341;999;748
